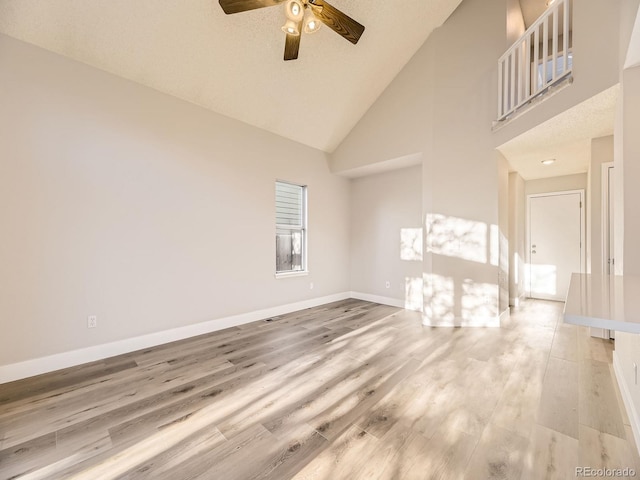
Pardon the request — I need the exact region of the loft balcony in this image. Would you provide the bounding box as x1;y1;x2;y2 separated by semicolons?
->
497;0;573;122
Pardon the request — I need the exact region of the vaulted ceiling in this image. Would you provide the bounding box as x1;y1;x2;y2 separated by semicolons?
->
519;0;548;28
0;0;463;152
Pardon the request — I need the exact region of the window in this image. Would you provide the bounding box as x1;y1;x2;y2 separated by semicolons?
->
275;181;307;275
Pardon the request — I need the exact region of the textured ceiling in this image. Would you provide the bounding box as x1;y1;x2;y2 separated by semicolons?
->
0;0;463;152
498;85;618;180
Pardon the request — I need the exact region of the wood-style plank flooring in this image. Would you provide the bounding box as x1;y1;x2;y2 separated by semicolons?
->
1;299;639;479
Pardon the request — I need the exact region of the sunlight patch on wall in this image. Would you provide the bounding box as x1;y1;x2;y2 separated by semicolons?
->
426;213;488;264
490;224;499;267
405;276;424;312
400;228;423;261
461;280;499;327
423;273;455;326
527;264;557;296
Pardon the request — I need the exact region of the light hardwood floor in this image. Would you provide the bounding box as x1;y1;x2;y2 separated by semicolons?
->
1;299;639;479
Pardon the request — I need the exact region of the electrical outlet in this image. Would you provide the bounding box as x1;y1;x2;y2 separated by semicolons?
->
309;282;314;290
88;315;97;329
385;281;391;289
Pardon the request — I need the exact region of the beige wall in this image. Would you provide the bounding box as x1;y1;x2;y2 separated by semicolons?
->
588;136;614;274
613;0;640;277
506;0;526;47
0;35;351;367
622;0;640;69
508;172;526;305
621;66;640;275
498;154;510;313
331;0;508;326
424;0;505;326
524;173;588;196
615;65;640;426
329;0;622;327
349;166;423;309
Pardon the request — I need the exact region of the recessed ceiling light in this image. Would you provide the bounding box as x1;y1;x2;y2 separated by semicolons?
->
541;159;556;165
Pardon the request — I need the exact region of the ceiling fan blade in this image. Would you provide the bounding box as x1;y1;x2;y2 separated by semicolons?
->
219;0;285;15
309;0;364;44
284;21;303;61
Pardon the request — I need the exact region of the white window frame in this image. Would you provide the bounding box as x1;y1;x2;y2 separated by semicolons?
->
275;180;308;278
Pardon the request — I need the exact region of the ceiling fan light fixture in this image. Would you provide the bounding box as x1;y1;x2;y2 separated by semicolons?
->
285;0;304;21
282;18;300;35
304;8;322;33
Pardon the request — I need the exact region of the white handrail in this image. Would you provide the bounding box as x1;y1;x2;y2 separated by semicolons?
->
497;0;572;121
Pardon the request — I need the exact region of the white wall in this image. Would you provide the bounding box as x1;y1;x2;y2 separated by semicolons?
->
0;35;351;368
349;166;423;310
508;171;526;306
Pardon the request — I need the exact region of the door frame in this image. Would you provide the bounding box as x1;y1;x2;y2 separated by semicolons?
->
601;163;615;339
526;189;586;298
602;162;615;275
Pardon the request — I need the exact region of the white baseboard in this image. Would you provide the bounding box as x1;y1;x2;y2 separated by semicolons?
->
510;294;525;307
613;351;640;456
0;292;351;385
349;292;409;310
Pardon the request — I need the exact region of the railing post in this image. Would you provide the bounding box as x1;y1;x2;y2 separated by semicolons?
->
542;16;549;89
525;33;531;102
498;59;503;118
533;26;540;95
510;51;516;112
563;0;570;73
552;4;559;81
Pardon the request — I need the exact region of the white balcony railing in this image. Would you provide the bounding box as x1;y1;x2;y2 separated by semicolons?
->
498;0;573;121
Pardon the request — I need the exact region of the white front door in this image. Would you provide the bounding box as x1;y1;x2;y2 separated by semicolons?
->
528;191;584;301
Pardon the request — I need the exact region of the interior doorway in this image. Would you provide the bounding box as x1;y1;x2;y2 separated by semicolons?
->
527;190;585;301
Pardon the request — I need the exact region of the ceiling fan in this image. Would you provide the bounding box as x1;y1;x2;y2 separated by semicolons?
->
218;0;365;61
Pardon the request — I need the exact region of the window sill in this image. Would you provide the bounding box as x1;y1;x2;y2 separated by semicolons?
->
275;271;309;279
